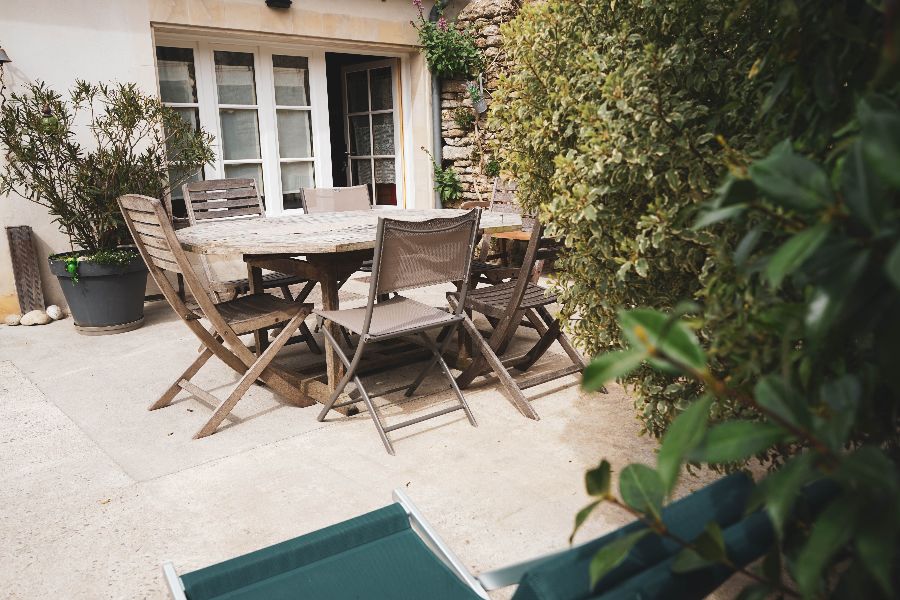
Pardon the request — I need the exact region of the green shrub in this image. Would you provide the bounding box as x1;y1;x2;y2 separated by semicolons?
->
578;94;900;599
453;106;475;131
423;148;462;205
491;0;886;439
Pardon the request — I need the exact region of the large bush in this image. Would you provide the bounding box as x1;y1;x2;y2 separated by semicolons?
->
491;0;887;438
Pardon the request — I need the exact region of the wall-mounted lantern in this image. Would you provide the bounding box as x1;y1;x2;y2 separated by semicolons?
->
265;0;292;8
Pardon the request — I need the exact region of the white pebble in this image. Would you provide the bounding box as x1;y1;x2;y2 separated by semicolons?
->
4;313;22;326
46;305;65;320
20;309;51;326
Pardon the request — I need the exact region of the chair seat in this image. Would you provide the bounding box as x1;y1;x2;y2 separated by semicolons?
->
209;272;308;295
316;296;458;338
463;281;556;318
194;295;310;335
181;504;483;600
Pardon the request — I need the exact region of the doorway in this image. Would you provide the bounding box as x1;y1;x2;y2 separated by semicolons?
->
325;52;402;206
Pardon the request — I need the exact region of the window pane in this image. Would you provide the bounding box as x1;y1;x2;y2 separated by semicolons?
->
156;47;198;104
351;158;373;186
277;110;313;158
281;162;315;210
370;67;393;111
166;108;203;211
214;51;257;105
346;70;368;113
273;55;310;106
224;164;264;199
348;115;371;156
372;113;394;155
374;159;396;206
220;109;261;160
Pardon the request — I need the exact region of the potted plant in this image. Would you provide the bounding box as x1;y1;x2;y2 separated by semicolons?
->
0;80;214;334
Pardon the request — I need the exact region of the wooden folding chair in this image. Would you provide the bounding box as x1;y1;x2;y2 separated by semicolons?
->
183;178;319;354
449;221;599;420
118;194;314;439
315;210;482;455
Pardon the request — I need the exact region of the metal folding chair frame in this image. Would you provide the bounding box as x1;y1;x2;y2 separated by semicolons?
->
316;211;482;455
160;487;569;600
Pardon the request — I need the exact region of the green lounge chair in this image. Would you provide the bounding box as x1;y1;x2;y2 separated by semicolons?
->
161;473;795;600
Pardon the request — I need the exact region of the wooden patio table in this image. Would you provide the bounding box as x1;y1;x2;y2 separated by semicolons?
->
177;208;522;409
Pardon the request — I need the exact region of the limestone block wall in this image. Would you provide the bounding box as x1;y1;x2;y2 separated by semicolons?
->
439;0;521;205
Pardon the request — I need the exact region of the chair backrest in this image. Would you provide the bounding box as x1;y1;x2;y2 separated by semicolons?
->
301;185;371;213
183;178;265;223
183;179;266;286
370;210;481;297
118;194;226;323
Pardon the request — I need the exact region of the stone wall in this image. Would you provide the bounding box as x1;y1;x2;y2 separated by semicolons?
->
439;0;521;205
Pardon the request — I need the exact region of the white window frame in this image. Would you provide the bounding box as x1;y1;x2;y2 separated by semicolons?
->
154;36;334;216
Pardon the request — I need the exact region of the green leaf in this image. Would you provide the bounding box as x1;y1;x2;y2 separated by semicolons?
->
760;70;792;115
795;493;859;598
657;396;713;494
735;583;772;600
886;241;900;291
856;515;896;598
754;375;811;429
755;454;818;537
860;106;900;189
619;464;665;520
693;204;747;229
765;222;832;288
713;175;757;207
733;226;763;267
586;460;612;497
749;141;834;211
582;349;646;391
841;141;887;231
570;500;602;544
618;309;707;372
835;446;899;495
818;375;860;450
690;421;788;464
589;529;652;587
671;521;726;573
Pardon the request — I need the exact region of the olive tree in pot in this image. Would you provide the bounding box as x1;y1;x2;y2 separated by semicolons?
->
0;80;214;334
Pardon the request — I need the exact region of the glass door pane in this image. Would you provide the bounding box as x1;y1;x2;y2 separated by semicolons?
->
215;50;264;199
343;61;398;205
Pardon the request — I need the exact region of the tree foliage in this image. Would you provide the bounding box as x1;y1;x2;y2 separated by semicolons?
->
0;80;214;255
411;0;484;79
491;0;888;439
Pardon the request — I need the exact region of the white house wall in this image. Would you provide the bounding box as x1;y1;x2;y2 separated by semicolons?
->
0;0;435;312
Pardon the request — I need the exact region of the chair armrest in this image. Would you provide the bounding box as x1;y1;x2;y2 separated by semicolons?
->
162;561;188;600
391;488;490;600
460;200;491;210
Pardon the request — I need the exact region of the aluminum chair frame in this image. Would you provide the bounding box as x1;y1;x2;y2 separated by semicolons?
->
315;210;482;455
160;486;568;600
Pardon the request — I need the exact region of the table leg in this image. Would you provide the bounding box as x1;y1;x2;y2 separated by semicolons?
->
318;266;344;397
247;263;269;355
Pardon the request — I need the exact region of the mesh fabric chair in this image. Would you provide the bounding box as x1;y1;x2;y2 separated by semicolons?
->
300;184;375;274
315;210;482;455
299;184;371;213
449;221;598;420
162;473;812;600
118;194;314;439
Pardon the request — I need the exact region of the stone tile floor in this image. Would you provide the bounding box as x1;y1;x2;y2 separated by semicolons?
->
0;274;745;598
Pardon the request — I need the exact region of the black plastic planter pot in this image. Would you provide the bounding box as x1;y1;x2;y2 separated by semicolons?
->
49;253;148;335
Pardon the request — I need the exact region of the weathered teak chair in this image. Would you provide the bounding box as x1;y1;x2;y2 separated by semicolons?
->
315;210;482;455
299;184;371;213
118;194;313;439
183;178;319;354
161;473;805;600
449;221;591;420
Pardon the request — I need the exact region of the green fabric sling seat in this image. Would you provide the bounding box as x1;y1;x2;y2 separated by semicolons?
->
163;474;827;600
177;502;483;600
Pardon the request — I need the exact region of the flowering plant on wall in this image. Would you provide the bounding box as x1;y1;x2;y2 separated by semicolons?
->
411;0;484;79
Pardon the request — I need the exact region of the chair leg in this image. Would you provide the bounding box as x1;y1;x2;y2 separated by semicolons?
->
150;347;214;410
280;285;293;301
415;331;477;428
456;315;539;420
514;318;562;372
405;326;455;397
193;309;308;439
352;373;396;455
298;320;321;354
317;327;363;421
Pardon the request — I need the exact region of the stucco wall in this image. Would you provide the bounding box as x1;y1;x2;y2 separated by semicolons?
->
0;0;433;315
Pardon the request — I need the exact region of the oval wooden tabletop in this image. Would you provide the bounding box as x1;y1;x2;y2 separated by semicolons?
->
177;209;523;255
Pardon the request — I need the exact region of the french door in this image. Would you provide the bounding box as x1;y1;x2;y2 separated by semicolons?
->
342;59;402;206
